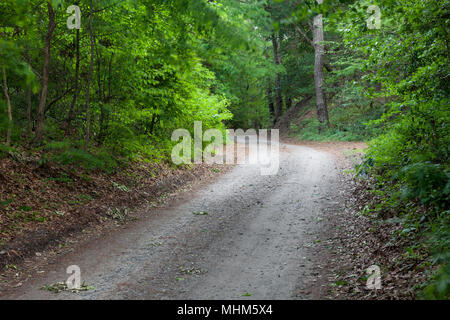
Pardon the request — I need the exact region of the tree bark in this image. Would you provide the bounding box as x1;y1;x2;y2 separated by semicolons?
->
2;68;12;146
294;24;332;72
24;44;32;137
313;14;330;131
98;52;113;141
271;33;283;125
26;85;32;136
267;81;274;118
84;0;95;150
65;29;80;135
33;1;56;145
286;95;293;111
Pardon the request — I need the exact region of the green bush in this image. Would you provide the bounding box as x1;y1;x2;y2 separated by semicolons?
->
400;162;449;208
290;103;382;142
53;148;119;173
43;140;71;152
0;144;17;159
422;213;450;300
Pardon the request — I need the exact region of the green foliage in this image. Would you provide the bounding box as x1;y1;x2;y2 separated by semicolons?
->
291;102;382;141
422;213;450;300
0;144;17;159
400;162;449;208
334;0;450;298
293;117;362;141
10;210;46;223
0;0;265;161
53;148;118;173
44;140;71;152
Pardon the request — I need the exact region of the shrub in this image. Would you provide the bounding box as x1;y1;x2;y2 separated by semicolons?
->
53;148;118;173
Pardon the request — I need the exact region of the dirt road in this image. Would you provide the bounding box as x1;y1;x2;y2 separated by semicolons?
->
5;139;344;300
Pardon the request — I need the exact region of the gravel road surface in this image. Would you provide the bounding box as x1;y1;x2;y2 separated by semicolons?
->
7;138;342;300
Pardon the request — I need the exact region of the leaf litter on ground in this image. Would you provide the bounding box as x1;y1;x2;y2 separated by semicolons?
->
193;211;208;216
40;281;95;293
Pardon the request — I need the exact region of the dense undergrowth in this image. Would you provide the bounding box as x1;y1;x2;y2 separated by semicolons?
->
289;0;449;300
291;100;449;299
290;102;384;142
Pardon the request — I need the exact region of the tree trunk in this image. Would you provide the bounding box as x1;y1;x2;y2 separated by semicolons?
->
294;24;333;72
84;0;95;150
313;13;329;131
271;33;283;125
26;85;32;136
286;95;293;110
99;52;113;142
65;29;80;135
33;1;56;145
96;40;108;144
107;53;113;101
149;114;156;135
2;68;12;146
24;44;32;137
267;81;274;118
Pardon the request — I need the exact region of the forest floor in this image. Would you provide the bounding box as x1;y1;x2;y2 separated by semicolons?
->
0;139;427;299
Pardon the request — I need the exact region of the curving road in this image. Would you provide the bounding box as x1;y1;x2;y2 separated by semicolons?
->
6;138;342;300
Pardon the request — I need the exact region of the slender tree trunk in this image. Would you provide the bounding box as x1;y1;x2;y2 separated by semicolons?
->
107;52;113;101
33;1;56;145
149;114;156;135
267;81;274;118
84;0;95;150
294;24;333;72
2;68;12;146
99;52;113;141
271;33;283;125
313;13;330;131
99;52;113;142
26;85;32;136
65;29;80;135
286;95;293;110
96;41;107;144
24;44;32;137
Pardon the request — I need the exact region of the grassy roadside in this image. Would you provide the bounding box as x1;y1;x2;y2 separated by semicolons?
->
288;100;383;142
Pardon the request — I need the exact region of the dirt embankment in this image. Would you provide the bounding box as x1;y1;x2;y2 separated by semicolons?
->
273;96;312;137
0;154;227;272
